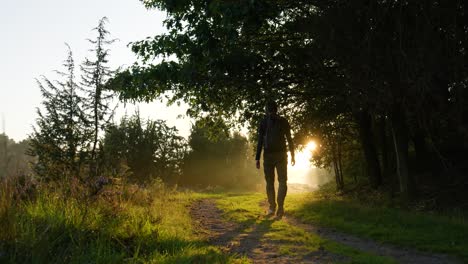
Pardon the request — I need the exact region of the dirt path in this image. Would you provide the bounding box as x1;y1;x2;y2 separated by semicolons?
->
190;199;345;263
190;199;461;264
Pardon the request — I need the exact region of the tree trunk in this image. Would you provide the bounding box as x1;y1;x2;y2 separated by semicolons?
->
378;117;391;182
391;105;415;202
337;139;345;189
90;86;102;178
332;143;344;191
380;116;398;199
356;110;382;188
413;127;431;171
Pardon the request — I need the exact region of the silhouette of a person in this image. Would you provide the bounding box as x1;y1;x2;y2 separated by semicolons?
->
255;100;295;218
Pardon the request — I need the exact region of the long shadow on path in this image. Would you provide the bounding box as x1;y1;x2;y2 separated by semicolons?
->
190;198;346;263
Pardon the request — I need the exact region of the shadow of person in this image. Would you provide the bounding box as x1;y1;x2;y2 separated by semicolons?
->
229;218;276;257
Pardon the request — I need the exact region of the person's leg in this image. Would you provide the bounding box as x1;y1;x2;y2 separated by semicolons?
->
276;155;288;216
263;159;276;212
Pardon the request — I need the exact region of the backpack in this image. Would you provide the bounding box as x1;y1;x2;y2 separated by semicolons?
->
264;114;284;151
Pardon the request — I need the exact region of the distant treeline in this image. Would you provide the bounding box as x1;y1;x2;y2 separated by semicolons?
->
0;134;33;178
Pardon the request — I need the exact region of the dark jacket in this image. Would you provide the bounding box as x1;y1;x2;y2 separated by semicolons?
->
255;114;294;160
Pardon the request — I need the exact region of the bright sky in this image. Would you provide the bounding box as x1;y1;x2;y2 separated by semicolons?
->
0;0;191;142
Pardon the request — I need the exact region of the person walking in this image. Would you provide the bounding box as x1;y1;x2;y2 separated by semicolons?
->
255;100;295;218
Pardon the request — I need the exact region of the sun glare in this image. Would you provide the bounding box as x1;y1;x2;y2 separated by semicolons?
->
291;140;317;169
306;141;317;152
287;140;322;187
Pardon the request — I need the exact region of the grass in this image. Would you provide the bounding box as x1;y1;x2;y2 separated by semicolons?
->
2;175;467;263
285;184;468;261
0;177;247;264
215;193;396;264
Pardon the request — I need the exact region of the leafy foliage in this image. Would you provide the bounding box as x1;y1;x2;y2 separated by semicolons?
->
102;112;187;183
110;0;468;204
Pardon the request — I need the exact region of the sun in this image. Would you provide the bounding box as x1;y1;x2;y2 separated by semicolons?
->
289;140;318;169
305;141;317;152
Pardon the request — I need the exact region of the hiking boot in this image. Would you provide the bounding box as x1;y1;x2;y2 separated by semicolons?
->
276;207;284;218
266;208;275;217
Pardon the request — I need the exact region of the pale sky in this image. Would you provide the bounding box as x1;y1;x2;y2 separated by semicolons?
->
0;0;191;142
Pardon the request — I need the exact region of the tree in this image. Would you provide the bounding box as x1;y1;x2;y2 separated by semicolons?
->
101;112;187;183
110;0;375;190
81;17;117;177
29;47;91;180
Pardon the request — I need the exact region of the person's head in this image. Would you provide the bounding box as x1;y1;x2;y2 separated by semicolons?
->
265;100;278;115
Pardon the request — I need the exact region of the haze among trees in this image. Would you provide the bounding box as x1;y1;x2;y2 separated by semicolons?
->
0;134;33;178
181;118;260;189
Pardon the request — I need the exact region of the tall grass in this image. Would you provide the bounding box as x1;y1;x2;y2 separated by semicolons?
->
0;176;244;263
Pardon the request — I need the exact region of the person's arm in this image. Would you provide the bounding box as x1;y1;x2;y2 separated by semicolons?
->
255;118;265;169
285;119;295;166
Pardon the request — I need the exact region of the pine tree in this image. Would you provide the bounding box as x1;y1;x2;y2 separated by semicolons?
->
81;17;117;177
29;46;91;180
